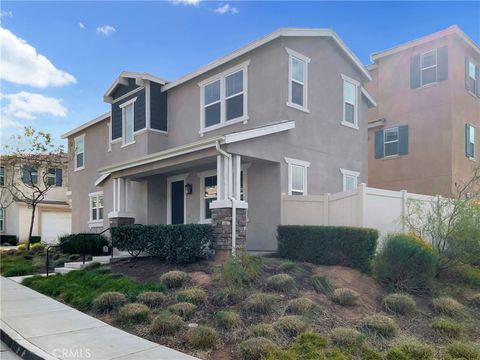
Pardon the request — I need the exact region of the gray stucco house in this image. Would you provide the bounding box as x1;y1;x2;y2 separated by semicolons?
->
62;28;375;255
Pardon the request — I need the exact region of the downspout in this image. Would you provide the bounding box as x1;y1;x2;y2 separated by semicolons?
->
215;141;237;256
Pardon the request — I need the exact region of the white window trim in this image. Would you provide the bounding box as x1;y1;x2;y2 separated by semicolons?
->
286;47;310;113
46;168;57;187
120;97;137;147
468;60;477;96
197;169;217;224
467;123;476;161
198;60;250;136
420;49;438;87
384;126;400;158
74;134;85;171
88;191;104;227
341;74;360;130
285;157;310;195
340;168;360;191
166;173;189;225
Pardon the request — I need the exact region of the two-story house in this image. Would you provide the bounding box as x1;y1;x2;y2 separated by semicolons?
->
0;155;71;243
367;25;480;197
62;28;375;254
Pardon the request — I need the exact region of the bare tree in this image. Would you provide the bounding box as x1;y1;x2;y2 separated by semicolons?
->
3;127;65;250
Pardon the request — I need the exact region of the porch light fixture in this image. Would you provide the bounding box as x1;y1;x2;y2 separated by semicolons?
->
185;183;193;195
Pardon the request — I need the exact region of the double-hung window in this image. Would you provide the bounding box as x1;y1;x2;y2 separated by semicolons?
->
46;168;56;186
384;127;399;157
200;62;249;134
22;166;38;184
467;61;477;95
285;158;310;196
421;50;437;86
466;124;475;159
0;166;4;187
89;192;104;225
0;208;4;232
340;169;359;191
341;75;359;128
120;98;136;146
286;48;310;112
74;135;85;170
202;174;217;221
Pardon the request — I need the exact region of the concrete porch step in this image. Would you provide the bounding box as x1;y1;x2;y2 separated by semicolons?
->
54;267;75;274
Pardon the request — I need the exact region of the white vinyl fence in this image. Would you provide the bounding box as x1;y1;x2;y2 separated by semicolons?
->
281;184;436;240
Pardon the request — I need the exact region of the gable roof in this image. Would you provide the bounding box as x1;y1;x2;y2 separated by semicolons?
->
370;25;480;63
103;71;168;102
61;112;110;139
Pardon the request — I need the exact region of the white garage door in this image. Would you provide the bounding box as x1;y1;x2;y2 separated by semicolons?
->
41;212;72;244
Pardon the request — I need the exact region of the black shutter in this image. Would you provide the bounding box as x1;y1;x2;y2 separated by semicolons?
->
55;168;63;187
22;165;30;184
399;125;409;156
437;46;448;82
476;66;480;97
374;129;384;159
410;54;421;89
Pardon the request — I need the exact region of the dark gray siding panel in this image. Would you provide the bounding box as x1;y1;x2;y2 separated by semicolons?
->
150;83;167;131
111;89;146;139
112;104;122;140
133;90;146;131
111;78;139;99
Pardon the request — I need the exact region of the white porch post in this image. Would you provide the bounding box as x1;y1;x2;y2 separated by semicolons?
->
109;177;135;226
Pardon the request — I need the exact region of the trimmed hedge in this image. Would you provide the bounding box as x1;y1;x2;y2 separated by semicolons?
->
111;224;212;264
59;234;109;255
29;236;41;244
277;226;378;272
0;235;18;245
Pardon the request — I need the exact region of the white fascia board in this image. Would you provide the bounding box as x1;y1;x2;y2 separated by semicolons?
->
94;173;111;187
361;87;377;108
224;121;295;144
61;112;110;139
104;71;168;101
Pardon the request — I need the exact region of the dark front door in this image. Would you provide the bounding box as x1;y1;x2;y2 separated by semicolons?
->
171;180;185;224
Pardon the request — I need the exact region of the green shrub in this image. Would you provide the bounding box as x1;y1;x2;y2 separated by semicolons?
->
59;234;108;255
383;294;418;315
432;297;464;317
150;312;184;335
238;337;278;360
386;338;433;360
274;316;307;338
332;288;360;306
168;302;197;319
278;261;299;272
361;314;398;337
287;297;315;315
3;263;35;277
92;292;126;313
214;251;263;287
278;225;378;272
469;293;480;308
446;264;480;288
330;327;365;347
160;271;189;288
117;303;150;324
266;273;294;292
311;274;335;296
186;325;218;349
111;224;213;264
17;243;27;251
431;317;463;338
136;291;166;308
289;332;329;358
446;341;480;359
30;242;45;253
29;236;41;244
0;235;18;245
211;286;245;305
373;233;437;293
176;287;207;305
244;293;277;314
216;310;241;330
247;323;275;339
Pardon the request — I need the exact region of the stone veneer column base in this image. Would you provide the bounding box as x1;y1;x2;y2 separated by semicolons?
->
211;207;247;261
109;217;135;227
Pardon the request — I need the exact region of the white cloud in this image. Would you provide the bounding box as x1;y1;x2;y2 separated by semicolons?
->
213;3;238;15
1;92;68;121
0;117;22;129
0;27;77;88
79;22;85;29
171;0;201;6
96;25;116;35
0;10;13;19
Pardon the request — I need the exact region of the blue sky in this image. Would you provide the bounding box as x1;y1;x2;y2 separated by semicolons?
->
1;1;479;149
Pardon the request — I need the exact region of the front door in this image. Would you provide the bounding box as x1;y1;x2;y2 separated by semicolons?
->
171;180;185;224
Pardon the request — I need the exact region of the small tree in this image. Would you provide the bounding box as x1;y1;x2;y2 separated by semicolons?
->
3;127;65;250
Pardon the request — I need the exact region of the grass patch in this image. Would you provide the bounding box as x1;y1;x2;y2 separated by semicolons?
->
186;325;218;349
431;317;463;338
216;310;241;330
244;293;277;314
211;286;245;306
386;338;433;360
168;302;197;319
247;323;275;339
117;303;150;324
286;297;315;315
1;253;36;277
311;274;335;297
432;296;465;317
361;314;398;338
160;270;189;288
383;293;418;315
446;341;480;359
330;327;365;347
332;288;360;306
93;292;126;313
136;291;166;308
278;260;300;273
266;274;295;292
22;264;163;311
238;337;278;360
214;251;263;288
150;312;184;335
274;315;308;338
176;287;207;305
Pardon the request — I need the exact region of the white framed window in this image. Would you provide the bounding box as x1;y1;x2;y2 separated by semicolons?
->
421;49;437;86
0;166;4;187
341;74;360;129
74;135;85;171
89;192;104;226
340;169;360;191
466;124;475;159
0;208;4;232
468;61;477;95
46;168;56;186
286;48;310;112
285;157;310;195
199;61;249;135
120;97;136;146
384;127;399;157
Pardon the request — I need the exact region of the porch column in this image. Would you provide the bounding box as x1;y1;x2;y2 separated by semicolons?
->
108;177;136;227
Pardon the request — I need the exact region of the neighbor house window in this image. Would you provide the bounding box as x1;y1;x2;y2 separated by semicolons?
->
22;166;38;184
285;158;310;195
0;166;4;187
384;127;399;157
341;74;359;129
89;192;104;224
0;208;4;232
200;61;249;134
466;124;475;159
340;169;359;191
120;98;136;146
46;168;56;186
421;49;437;86
467;61;477;95
74;135;85;170
286;48;310;112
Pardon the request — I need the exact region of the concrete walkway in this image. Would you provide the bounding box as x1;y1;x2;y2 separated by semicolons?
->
0;277;198;360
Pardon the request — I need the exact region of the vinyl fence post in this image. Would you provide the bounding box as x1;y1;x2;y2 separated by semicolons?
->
323;193;330;225
401;190;408;232
357;183;366;227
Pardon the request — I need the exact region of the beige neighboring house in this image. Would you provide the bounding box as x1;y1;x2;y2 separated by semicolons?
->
367;25;480;197
0;156;71;244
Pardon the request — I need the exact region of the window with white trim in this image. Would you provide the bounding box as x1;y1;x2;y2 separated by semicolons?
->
384;127;399;157
467;61;477;95
120;98;136;146
421;49;437;86
0;208;4;232
74;135;84;170
343;78;358;127
285;158;310;195
340;169;359;191
466;124;475;159
89;192;104;223
286;48;310;111
46;168;56;186
0;166;4;187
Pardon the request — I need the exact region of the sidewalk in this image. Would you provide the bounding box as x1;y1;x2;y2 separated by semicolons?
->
0;277;198;360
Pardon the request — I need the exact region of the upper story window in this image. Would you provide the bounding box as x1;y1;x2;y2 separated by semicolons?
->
374;125;409;159
340;169;359;191
384;127;399;157
89;192;104;224
410;46;448;89
120;97;136;146
466;124;475;159
466;59;479;97
74;135;85;170
286;48;310;112
285;157;310;195
199;61;249;135
22;166;38;185
0;166;4;187
341;74;360;129
421;50;437;86
46;168;56;186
